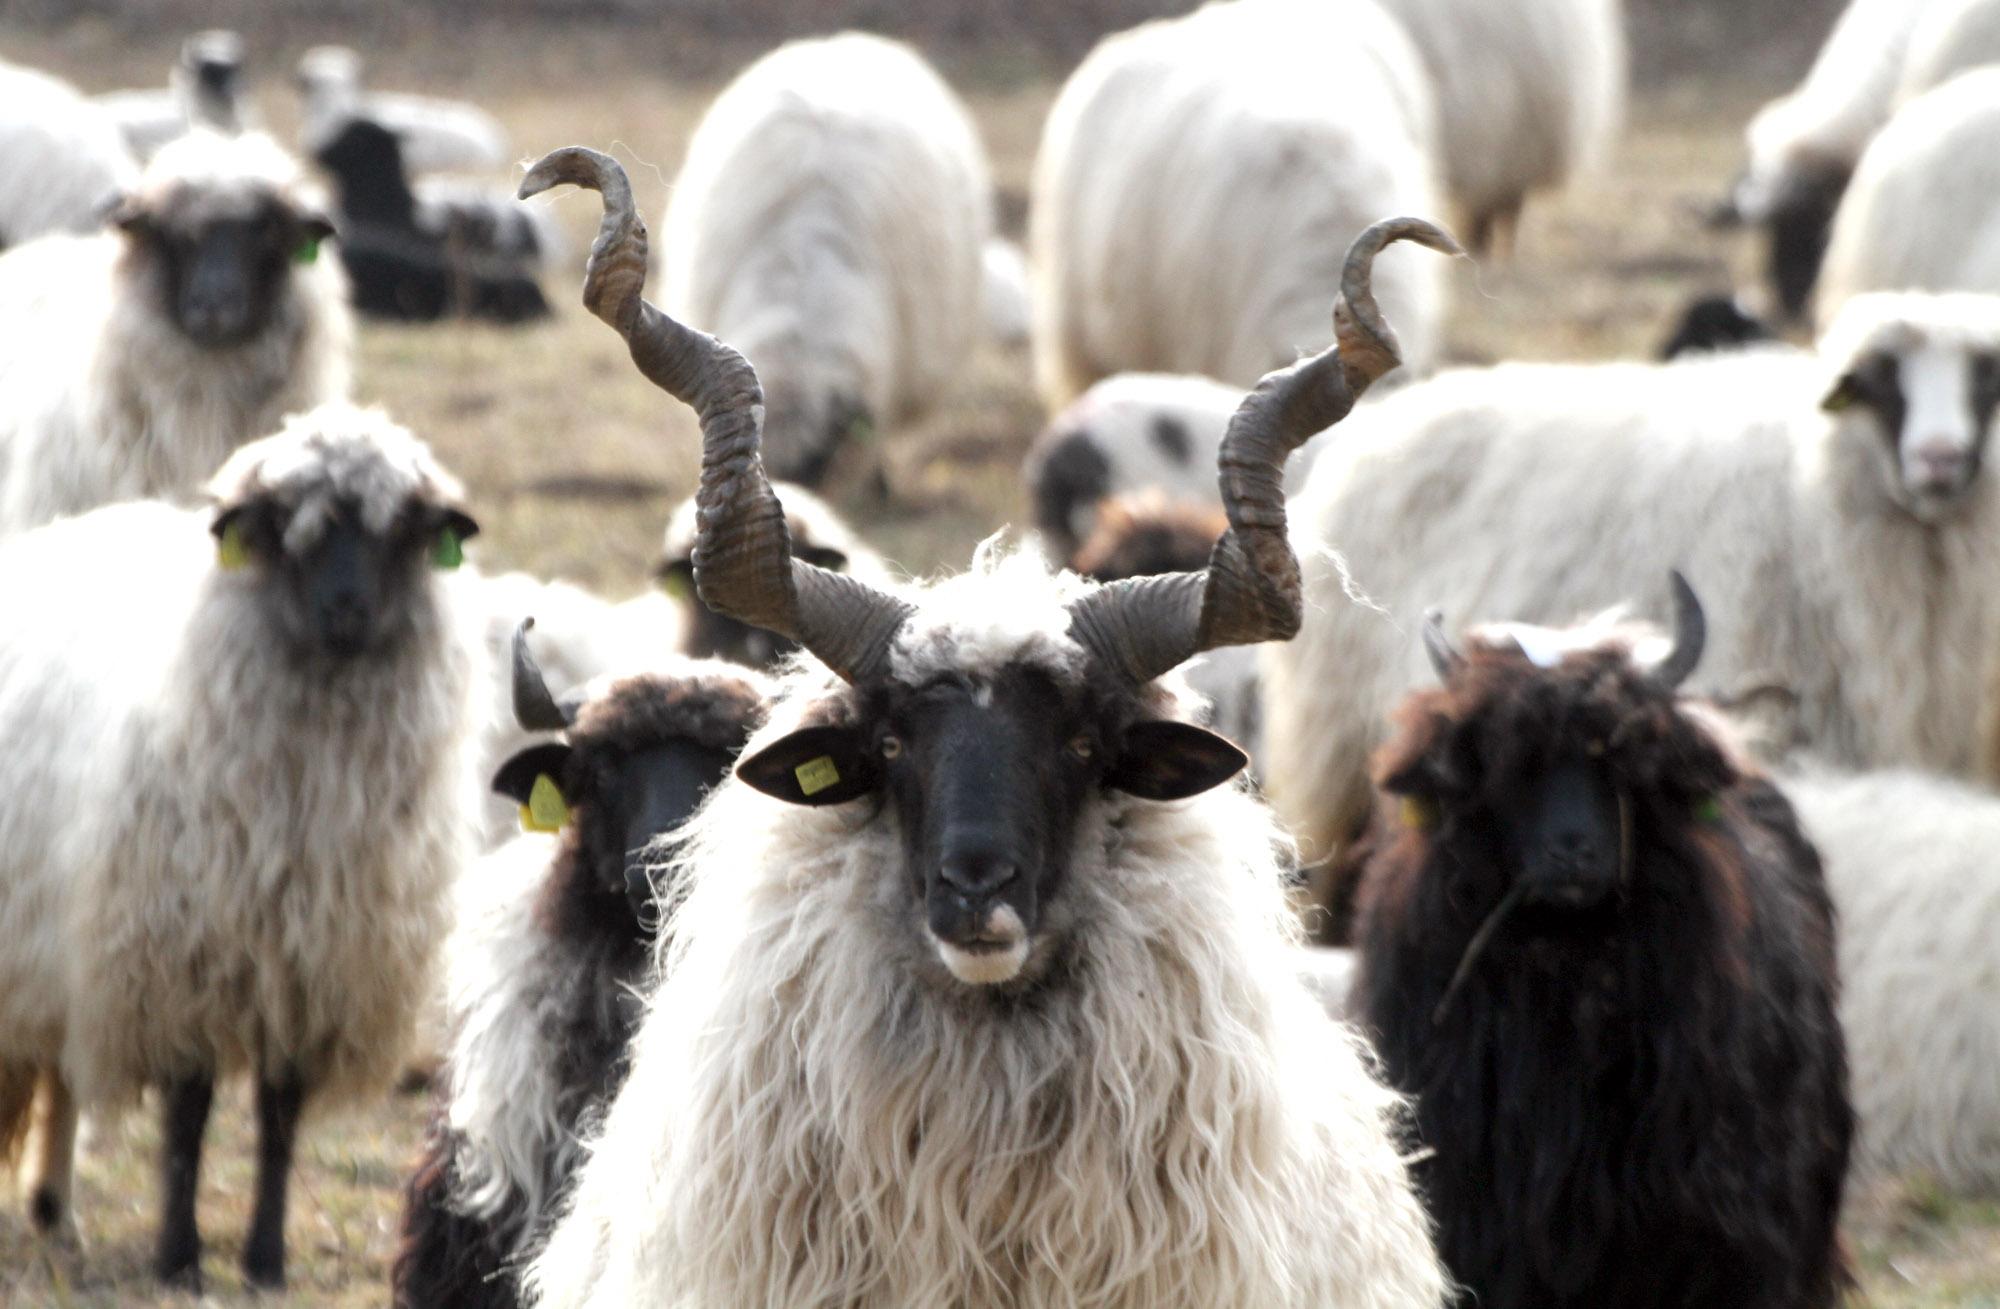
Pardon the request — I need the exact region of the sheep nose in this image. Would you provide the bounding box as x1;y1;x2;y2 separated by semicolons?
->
1912;440;1970;489
939;846;1019;900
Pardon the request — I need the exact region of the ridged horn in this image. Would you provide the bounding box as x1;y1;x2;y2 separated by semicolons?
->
519;146;911;683
1065;217;1462;685
1654;569;1707;690
512;619;573;731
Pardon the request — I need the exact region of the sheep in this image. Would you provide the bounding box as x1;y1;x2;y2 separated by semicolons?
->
1716;0;1933;319
661;32;990;486
1816;69;2000;330
980;236;1031;346
1028;0;1445;409
1896;0;2000;103
0;403;484;1288
312;117;550;324
295;45;510;175
1351;583;1852;1307
514;146;1454;1309
1262;291;2000;929
656;477;888;669
1779;765;2000;1192
1656;292;1776;359
1372;0;1625;254
0;59;138;249
95;29;251;162
0;129;351;534
393;629;770;1309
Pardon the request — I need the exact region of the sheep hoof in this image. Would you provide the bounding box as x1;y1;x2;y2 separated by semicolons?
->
242;1250;285;1291
155;1248;202;1293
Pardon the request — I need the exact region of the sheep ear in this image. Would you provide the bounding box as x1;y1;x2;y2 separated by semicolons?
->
493;743;572;804
104;193;152;237
1106;721;1246;800
442;508;480;542
1821;373;1859;413
796;545;850;574
736;725;878;806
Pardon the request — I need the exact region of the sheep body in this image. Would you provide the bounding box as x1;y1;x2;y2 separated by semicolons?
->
1817;68;2000;327
296;45;511;175
0;130;350;533
1782;765;2000;1190
1373;0;1625;250
980;237;1031;346
95;30;251;162
1896;0;2000;102
1263;293;2000;888
526;552;1446;1308
662;32;990;483
1028;0;1443;408
0;60;138;248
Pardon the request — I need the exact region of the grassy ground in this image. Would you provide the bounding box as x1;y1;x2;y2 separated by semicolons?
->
0;19;1995;1306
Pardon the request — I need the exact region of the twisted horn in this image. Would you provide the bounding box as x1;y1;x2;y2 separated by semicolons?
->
1065;217;1462;685
512;619;573;731
1654;569;1707;690
519;147;911;683
1421;608;1462;681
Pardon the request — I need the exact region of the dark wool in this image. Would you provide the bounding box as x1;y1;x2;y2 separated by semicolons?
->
1354;644;1852;1309
1069;492;1227;583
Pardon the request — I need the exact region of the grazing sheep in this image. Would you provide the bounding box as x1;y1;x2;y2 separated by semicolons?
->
0;404;484;1288
980;237;1031;345
1264;291;2000;925
656;478;888;669
1373;0;1626;253
1817;69;2000;329
1781;765;2000;1191
1657;292;1776;359
313;117;550;323
516;146;1453;1309
1029;0;1445;408
0;129;351;533
661;32;990;485
96;30;252;162
0;59;138;248
295;45;510;175
1352;585;1851;1307
393;629;769;1309
1896;0;2000;103
1717;0;1932;319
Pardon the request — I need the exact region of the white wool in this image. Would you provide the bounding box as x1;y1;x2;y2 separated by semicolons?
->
294;45;510;175
661;33;990;480
979;237;1031;346
526;558;1445;1308
657;478;883;579
1782;766;2000;1190
1264;292;2000;873
1817;68;2000;328
1373;0;1625;238
1029;0;1443;409
0;130;351;535
1896;0;2000;103
0;59;138;246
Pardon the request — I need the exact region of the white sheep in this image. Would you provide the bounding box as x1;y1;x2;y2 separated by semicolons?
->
1817;68;2000;328
0;58;138;248
1779;765;2000;1192
0;129;350;534
294;45;510;174
1372;0;1626;253
517;147;1452;1309
661;32;991;485
0;404;484;1289
1262;292;2000;917
1028;0;1445;409
980;236;1031;346
95;29;251;162
1896;0;2000;102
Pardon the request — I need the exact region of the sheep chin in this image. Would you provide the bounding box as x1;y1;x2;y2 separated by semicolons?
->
933;906;1031;986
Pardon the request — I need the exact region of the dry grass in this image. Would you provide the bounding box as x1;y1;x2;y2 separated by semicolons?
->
0;17;1994;1307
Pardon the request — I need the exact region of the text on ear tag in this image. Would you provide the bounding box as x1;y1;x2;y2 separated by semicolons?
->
523;773;570;832
795;756;841;797
216;521;250;571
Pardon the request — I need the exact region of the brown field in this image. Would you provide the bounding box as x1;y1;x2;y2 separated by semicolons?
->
1;12;1997;1306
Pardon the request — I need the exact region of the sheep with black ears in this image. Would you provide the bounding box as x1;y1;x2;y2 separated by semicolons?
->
516;146;1453;1308
1029;0;1445;409
394;630;770;1309
0;404;485;1289
0;129;350;533
661;32;990;486
1262;291;2000;928
0;58;138;248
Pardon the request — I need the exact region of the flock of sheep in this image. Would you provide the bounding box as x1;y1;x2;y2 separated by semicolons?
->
0;0;1998;1304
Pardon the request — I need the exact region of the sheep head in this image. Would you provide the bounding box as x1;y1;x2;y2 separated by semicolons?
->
206;404;475;661
109;131;334;350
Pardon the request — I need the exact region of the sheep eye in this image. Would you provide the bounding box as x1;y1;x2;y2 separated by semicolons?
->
1067;734;1094;763
879;735;903;760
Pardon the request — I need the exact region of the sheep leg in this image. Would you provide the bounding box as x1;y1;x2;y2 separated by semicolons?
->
21;1068;79;1244
241;1067;304;1289
155;1073;214;1289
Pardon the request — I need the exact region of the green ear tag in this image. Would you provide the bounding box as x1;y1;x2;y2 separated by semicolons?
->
795;756;841;797
522;773;570;833
432;526;464;570
1695;795;1723;825
216;521;250;571
293;236;321;266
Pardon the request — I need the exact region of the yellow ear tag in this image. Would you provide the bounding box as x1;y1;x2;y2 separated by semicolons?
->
795;755;841;797
659;568;693;601
521;773;570;833
1821;385;1853;414
1400;796;1439;830
216;521;250;571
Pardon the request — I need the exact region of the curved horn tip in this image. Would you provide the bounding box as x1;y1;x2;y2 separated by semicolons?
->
516;145;628;204
511;616;576;731
1421;607;1462;681
1655;569;1708;690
